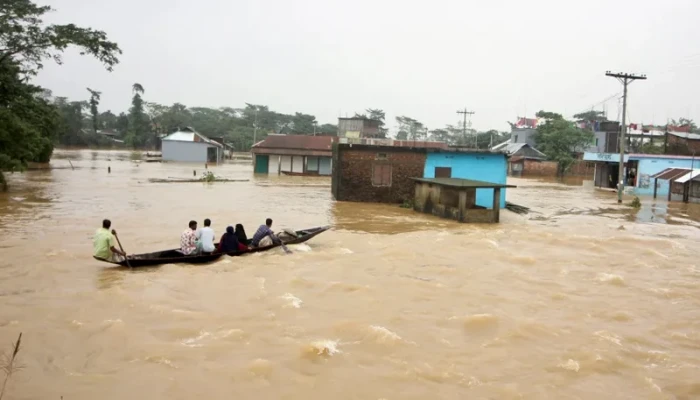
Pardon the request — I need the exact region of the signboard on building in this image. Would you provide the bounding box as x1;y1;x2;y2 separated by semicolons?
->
583;152;629;162
600;121;620;133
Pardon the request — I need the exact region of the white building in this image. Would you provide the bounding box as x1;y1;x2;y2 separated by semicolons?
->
161;127;223;163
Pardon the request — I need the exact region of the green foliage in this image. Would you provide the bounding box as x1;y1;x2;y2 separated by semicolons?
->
395;116;427;140
125;83;150;148
629;196;641;209
0;0;120;190
573;110;607;122
86;88;100;133
534;110;594;176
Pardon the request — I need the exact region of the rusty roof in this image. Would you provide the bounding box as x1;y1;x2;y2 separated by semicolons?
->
252;134;333;152
651;167;691;180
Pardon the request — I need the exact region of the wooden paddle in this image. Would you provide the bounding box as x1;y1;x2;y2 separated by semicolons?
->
113;231;132;268
280;241;292;254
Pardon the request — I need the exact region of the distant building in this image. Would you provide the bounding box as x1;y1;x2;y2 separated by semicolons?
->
337;117;383;139
251;134;333;175
584;152;700;198
332;143;509;208
161;127;223;163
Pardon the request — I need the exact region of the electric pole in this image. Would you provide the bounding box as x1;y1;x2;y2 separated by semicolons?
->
456;108;475;147
605;71;647;203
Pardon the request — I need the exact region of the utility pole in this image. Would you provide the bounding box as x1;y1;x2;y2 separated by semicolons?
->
605;71;647;203
456;108;475;147
252;109;259;148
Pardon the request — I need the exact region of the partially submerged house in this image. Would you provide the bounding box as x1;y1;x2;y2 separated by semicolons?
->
412;178;514;223
490;142;547;177
161;127;223;163
332;143;512;214
251;135;333;175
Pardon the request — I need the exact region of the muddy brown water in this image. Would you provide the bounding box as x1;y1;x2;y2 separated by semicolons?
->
1;150;699;399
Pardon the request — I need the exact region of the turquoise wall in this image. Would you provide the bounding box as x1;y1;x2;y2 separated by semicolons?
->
635;157;698;196
423;153;508;208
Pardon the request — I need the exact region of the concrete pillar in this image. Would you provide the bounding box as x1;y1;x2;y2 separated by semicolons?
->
458;190;467;222
493;188;501;223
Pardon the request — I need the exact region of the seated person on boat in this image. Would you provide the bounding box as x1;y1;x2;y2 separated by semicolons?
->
235;224;248;244
180;220;198;255
251;218;280;247
196;218;216;254
218;225;248;253
93;219;126;262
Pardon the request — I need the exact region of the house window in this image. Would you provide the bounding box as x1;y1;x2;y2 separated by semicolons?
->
376;153;388;160
372;163;392;187
514;135;519;142
435;167;452;178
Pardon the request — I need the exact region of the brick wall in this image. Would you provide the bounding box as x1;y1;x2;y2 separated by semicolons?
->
516;159;594;177
666;134;700;155
333;147;426;203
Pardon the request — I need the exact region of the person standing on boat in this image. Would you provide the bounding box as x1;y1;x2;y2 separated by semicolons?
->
180;220;198;255
251;218;280;247
93;219;126;262
196;218;216;254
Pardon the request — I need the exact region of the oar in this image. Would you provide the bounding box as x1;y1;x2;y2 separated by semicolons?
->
113;232;132;268
280;241;292;254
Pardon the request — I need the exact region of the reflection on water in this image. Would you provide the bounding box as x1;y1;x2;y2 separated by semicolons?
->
0;150;699;400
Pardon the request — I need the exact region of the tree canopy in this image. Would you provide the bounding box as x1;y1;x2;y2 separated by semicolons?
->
0;0;121;190
534;110;594;176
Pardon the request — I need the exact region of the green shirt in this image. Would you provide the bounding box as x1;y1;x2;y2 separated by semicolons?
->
93;228;116;260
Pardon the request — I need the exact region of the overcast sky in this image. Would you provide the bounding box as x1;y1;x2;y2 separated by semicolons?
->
35;0;700;133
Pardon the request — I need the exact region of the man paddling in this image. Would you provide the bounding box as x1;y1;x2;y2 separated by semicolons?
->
251;218;280;247
93;219;126;262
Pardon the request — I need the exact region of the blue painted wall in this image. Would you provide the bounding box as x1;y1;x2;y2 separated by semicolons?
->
635;157;698;196
423;153;508;208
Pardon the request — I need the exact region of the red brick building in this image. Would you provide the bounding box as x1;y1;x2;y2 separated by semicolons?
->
332;144;428;203
665;132;700;155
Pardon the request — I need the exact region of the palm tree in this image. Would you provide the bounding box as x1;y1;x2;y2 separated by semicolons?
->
132;83;144;94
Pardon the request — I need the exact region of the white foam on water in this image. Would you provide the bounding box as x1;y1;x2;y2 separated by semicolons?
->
181;331;211;347
71;320;83;326
338;248;354;254
594;330;622;346
309;339;341;356
645;377;662;393
369;325;402;343
291;244;312;252
280;293;303;308
596;273;625;286
558;359;580;372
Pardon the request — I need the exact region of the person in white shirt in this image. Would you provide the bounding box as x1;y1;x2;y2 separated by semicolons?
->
196;218;216;254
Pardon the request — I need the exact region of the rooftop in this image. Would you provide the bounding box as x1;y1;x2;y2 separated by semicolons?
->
411;177;516;189
162;128;223;147
252;134;333;151
651;167;691;180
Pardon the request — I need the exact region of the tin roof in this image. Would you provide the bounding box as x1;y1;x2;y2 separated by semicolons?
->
651;167;691;180
674;170;700;183
252;134;333;152
411;177;516;189
162;129;223;147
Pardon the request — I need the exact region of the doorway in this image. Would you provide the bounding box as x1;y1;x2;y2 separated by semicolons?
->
207;147;218;163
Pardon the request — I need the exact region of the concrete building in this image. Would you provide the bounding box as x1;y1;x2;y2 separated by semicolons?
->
412;178;514;223
251;135;333;175
161;128;223;163
337;117;383;139
331;143;509;207
584;152;700;198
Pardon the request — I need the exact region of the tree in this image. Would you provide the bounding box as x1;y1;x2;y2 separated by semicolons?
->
534;110;594;176
367;108;388;138
669;118;699;133
395;116;426;141
86;88;101;134
125;83;149;148
0;0;120;190
573;110;607;122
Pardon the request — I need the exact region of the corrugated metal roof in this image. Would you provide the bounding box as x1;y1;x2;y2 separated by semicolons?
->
162;130;222;147
675;170;700;183
411;177;516;189
253;135;333;151
668;131;700;140
651;167;690;180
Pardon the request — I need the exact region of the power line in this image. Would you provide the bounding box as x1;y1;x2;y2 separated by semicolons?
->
605;71;647;204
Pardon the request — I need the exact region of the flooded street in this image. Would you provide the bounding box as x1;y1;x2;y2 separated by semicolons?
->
1;149;700;399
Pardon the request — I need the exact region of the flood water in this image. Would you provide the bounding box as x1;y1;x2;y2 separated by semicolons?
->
1;149;699;399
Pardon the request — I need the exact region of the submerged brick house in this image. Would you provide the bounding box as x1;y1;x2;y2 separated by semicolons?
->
332;143;510;207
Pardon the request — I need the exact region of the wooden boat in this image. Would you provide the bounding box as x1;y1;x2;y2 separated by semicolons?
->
95;226;331;268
